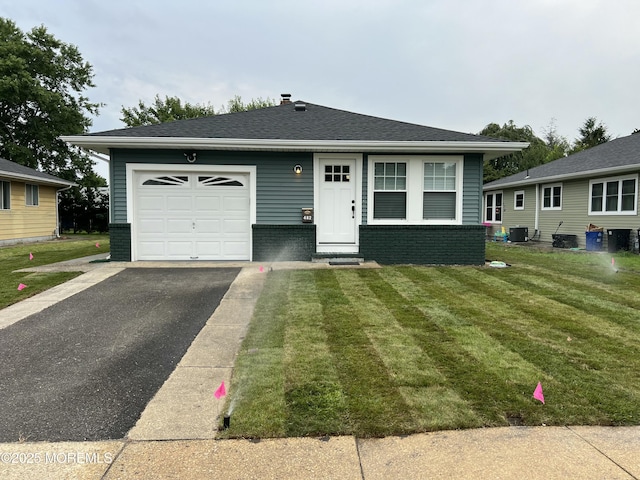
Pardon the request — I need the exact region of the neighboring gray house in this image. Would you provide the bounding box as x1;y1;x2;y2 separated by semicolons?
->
62;97;526;264
483;132;640;249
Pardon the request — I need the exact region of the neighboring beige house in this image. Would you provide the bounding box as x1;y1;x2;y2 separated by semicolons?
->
0;157;76;245
483;133;640;250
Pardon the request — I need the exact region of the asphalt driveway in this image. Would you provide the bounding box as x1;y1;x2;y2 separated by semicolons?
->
0;267;239;442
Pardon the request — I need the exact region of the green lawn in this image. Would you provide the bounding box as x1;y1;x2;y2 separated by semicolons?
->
221;243;640;438
0;234;110;309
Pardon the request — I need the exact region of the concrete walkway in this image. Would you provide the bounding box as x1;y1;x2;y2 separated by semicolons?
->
1;258;639;479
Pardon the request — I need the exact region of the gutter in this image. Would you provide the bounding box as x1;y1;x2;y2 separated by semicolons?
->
483;163;640;190
61;136;529;161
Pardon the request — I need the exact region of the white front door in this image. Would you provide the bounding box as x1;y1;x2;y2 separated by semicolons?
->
316;155;360;252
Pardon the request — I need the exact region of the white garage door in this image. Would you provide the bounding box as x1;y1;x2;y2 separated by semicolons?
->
134;172;250;260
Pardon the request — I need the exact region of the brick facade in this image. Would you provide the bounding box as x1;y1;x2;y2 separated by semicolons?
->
108;223;131;261
252;224;316;261
359;225;485;265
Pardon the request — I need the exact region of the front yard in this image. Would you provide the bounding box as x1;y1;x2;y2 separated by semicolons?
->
0;235;110;309
221;243;640;438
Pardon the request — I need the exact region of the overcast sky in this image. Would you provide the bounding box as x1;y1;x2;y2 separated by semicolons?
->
3;0;639;179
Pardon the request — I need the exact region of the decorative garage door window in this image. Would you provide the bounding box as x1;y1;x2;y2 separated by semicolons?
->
198;176;245;187
141;175;189;186
324;165;350;182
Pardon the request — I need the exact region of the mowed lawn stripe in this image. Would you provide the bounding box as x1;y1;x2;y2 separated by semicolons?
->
335;270;482;431
411;266;640;425
374;267;553;424
223;271;289;437
457;268;640;373
488;267;640;333
283;270;350;436
314;270;414;437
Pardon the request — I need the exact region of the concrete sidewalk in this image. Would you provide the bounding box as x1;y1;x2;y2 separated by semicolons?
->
1;258;639;479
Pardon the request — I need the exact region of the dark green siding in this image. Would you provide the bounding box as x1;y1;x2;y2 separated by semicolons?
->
110;149;313;224
359;225;485;265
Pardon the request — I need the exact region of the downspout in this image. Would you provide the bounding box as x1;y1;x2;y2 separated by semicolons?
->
55;185;74;237
534;183;540;235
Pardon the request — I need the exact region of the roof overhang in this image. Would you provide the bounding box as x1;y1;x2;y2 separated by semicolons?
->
61;136;529;161
483;163;640;190
0;171;76;188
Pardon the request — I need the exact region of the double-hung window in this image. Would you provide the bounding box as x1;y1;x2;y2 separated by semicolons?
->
423;162;456;220
373;162;407;219
1;180;10;210
542;184;562;210
368;156;463;224
514;190;525;210
589;175;637;215
485;192;502;223
25;184;39;206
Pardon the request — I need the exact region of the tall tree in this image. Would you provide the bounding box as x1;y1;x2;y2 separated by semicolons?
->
479;121;549;183
0;18;101;181
222;95;276;113
120;94;276;127
120;95;216;127
570;117;611;154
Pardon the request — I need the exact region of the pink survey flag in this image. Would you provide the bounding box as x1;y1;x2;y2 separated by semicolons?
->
29;252;34;260
533;382;545;404
17;283;27;291
612;257;615;266
259;265;264;273
214;381;226;399
96;242;100;248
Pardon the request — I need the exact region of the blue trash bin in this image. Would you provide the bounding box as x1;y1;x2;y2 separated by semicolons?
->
585;231;603;251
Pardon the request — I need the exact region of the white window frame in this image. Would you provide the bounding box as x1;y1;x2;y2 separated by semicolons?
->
514;190;525;210
25;183;39;206
542;183;562;211
367;155;463;225
484;191;503;224
588;174;638;216
0;180;10;210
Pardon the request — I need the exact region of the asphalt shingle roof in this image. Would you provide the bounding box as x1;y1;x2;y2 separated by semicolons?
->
0;157;75;186
89;101;505;143
484;133;640;188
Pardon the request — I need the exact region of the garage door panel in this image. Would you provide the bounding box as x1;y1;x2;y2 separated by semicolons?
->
166;196;193;212
195;219;221;234
139;218;165;234
195;241;221;257
138;195;165;209
138;241;165;256
223;219;250;234
223;241;250;256
166;218;193;234
167;241;193;256
223;195;249;212
194;195;221;212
